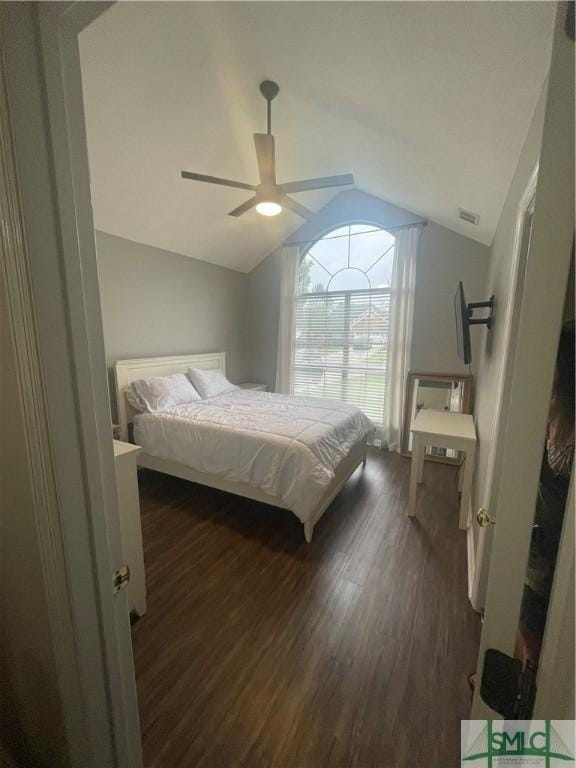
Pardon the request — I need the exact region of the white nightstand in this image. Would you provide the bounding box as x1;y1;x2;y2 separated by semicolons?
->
239;382;267;392
113;440;146;617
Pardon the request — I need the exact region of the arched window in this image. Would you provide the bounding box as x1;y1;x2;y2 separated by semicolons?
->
294;224;395;426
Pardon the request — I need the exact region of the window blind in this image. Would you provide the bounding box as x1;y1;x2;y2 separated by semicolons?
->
293;287;390;426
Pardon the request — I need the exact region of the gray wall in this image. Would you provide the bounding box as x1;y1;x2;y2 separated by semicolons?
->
412;221;488;374
95;231;251;415
248;247;284;391
248;190;489;391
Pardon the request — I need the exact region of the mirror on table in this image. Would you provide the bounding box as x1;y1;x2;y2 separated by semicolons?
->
402;372;472;463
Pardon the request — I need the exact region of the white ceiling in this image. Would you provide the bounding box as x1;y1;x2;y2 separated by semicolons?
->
80;1;554;273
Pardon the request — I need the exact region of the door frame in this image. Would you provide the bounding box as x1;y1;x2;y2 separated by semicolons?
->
1;2;140;766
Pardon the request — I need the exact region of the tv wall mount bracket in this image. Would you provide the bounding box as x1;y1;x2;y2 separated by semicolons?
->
467;295;495;330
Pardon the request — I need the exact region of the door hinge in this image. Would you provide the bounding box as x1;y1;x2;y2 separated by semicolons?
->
480;648;536;719
113;565;130;594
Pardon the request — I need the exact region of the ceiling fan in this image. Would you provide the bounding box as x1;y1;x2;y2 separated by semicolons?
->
181;80;354;220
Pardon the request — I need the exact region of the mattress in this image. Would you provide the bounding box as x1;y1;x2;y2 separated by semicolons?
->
133;389;373;522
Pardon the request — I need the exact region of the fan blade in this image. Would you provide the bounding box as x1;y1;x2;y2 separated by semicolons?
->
281;195;313;220
280;173;354;194
181;171;256;191
254;133;276;184
228;196;258;217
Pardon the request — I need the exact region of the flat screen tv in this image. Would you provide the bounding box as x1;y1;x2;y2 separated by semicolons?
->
454;281;472;365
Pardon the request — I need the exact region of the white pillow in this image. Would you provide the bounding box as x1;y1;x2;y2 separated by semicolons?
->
187;367;238;399
130;373;201;413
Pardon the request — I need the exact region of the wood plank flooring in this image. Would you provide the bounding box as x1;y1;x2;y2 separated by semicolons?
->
132;449;480;768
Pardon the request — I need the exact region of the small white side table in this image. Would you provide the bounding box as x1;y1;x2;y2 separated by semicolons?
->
408;410;476;530
113;440;146;617
239;382;267;391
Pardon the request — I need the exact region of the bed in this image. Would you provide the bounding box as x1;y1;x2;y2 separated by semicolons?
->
114;353;372;542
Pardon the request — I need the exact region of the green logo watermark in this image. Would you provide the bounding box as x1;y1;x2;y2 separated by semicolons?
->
461;720;575;767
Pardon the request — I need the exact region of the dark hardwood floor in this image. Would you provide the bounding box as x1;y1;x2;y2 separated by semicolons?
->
132;449;480;768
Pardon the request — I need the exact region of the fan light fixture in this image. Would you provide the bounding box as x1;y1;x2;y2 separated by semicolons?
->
256;201;282;216
180;80;354;220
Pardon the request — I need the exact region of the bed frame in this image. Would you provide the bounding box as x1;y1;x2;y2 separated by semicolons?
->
114;352;367;542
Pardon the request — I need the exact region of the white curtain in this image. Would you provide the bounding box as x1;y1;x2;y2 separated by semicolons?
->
275;244;299;394
382;225;422;452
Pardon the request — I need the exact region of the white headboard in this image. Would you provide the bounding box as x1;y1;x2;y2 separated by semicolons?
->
114;352;226;441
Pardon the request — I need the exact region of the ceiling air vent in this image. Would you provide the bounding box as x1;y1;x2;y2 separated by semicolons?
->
458;208;480;225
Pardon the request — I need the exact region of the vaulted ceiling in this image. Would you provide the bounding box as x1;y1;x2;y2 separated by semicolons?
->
80;1;554;273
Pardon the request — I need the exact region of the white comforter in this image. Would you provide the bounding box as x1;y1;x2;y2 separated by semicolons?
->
134;389;373;522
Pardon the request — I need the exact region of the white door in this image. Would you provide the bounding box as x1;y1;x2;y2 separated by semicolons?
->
2;2;143;765
472;6;574;719
37;4;144;765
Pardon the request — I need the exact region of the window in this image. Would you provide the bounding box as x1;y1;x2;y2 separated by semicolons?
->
293;224;395;428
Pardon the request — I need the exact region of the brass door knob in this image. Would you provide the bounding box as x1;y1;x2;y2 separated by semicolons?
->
476;508;496;527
